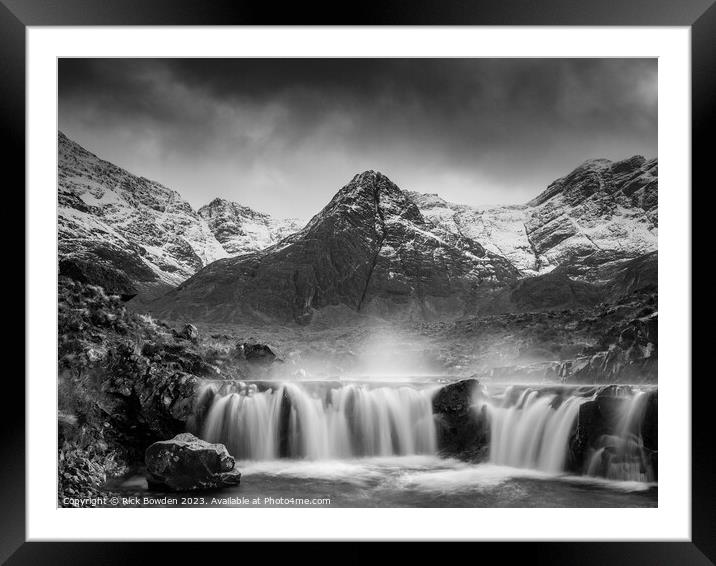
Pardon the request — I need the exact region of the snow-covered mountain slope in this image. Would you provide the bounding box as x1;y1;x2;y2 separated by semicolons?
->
406;195;536;274
198;198;304;255
408;155;657;280
58;131;229;297
58;129;657;322
151;171;520;324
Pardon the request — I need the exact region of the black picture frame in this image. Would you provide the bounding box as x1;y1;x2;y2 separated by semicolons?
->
5;1;709;563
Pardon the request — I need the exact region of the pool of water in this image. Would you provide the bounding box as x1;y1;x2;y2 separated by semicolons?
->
111;455;657;508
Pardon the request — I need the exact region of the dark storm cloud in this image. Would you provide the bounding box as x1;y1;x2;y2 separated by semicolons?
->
58;58;657;217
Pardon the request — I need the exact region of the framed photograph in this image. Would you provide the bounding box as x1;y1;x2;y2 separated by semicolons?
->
8;0;709;562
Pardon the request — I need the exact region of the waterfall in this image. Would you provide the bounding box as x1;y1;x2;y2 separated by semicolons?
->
486;388;588;473
197;382;437;461
193;380;656;482
584;390;656;482
483;385;656;482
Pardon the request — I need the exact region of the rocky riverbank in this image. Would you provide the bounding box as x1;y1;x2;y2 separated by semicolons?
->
58;278;236;505
58;277;309;505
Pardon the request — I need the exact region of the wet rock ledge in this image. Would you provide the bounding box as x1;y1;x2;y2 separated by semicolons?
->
432;379;489;461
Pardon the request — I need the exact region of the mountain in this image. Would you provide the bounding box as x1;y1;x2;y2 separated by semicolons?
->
480;251;657;315
57;132;304;299
58;132;228;298
198;198;303;255
150;156;658;324
409;155;657;280
150;171;521;324
58;131;657;324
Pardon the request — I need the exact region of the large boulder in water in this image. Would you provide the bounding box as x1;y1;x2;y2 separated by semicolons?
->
145;433;241;491
568;387;630;471
433;379;479;415
432;379;489;461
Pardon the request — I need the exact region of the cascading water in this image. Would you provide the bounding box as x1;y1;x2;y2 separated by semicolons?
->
191;379;656;484
584;390;656;482
486;387;588;473
196;381;437;461
480;385;657;482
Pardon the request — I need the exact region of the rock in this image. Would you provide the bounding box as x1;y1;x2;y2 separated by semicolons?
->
476;361;562;382
103;334;202;450
141;341;161;357
59;256;139;296
433;379;480;415
145;433;241;491
86;347;106;363
567;387;657;478
641;391;658;452
568;386;636;472
558;310;658;384
181;323;199;341
236;342;280;363
432;379;489;460
57;410;78;429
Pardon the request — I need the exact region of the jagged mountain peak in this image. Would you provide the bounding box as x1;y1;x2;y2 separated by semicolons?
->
57;132;309;297
349;169;390;186
204;196;231;208
329;170;400;203
200;197;270;220
352;169;381;180
59;133;657;323
198;196;304;255
413;154;657;278
152;171;520;324
58;132;229;298
314;170;424;228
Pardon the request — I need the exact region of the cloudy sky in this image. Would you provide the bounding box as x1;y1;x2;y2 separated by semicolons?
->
59;58;657;218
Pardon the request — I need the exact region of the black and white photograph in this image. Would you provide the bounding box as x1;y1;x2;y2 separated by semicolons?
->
57;57;659;509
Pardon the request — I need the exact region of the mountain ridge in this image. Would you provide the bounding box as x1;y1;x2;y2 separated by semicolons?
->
409;154;657;279
57;132;658;324
197;197;304;255
58;132;302;298
58;131;228;298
